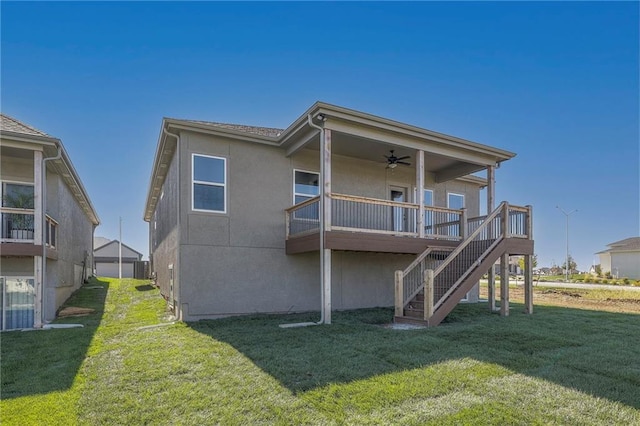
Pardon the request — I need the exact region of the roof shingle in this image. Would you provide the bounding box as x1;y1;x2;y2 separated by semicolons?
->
0;114;52;137
176;119;284;138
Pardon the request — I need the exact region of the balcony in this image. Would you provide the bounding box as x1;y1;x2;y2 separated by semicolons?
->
1;208;58;258
285;193;474;255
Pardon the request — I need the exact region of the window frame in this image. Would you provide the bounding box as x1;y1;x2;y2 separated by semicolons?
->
1;181;35;210
292;169;320;205
191;153;227;214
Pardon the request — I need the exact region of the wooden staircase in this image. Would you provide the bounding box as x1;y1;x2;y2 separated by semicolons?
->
394;202;533;327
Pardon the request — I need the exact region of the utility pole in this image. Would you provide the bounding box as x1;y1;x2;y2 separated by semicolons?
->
556;206;577;282
119;216;122;280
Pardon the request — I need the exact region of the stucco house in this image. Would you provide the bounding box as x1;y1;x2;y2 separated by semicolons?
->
93;238;143;278
597;237;640;279
1;114;100;330
144;102;534;326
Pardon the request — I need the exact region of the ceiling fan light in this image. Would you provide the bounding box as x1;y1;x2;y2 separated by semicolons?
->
388;163;397;169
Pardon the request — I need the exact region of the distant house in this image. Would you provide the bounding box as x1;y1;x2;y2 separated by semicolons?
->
1;114;100;330
596;237;640;279
93;238;143;278
143;101;534;326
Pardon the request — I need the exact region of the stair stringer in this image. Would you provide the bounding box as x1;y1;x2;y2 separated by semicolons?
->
426;238;508;327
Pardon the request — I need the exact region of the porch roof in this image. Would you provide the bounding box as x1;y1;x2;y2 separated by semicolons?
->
144;101;515;221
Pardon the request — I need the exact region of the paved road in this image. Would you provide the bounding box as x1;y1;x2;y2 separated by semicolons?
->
523;280;640;292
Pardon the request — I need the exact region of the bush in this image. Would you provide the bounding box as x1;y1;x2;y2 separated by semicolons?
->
623;278;630;285
605;272;613;279
635;280;640;287
602;279;609;284
594;279;601;284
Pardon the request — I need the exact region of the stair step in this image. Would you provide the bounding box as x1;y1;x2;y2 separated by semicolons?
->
403;308;423;319
394;316;429;326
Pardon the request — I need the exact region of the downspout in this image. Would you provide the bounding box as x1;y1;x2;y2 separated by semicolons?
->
307;113;326;325
39;143;62;327
163;127;180;319
280;114;326;329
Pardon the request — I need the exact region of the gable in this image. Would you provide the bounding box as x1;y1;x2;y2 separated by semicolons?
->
94;241;142;259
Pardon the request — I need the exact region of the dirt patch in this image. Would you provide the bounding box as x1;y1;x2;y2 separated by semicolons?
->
541;289;582;298
57;307;95;318
480;286;640;314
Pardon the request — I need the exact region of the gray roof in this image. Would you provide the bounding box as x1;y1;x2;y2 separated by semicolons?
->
0;114;52;137
176;119;284;138
607;237;640;251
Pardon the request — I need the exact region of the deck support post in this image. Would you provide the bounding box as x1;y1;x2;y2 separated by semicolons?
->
424;269;434;321
500;202;510;316
500;252;509;316
524;205;534;314
417;150;425;238
487;165;496;312
394;270;403;317
320;127;332;324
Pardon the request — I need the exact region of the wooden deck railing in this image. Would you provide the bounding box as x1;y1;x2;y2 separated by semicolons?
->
396;202;533;320
286;193;465;240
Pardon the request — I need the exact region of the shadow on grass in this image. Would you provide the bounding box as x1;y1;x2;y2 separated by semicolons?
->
135;284;155;292
189;303;640;409
0;277;109;399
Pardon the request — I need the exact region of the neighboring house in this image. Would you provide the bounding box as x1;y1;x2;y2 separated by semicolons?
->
93;237;143;278
597;237;640;279
144;102;534;326
0;114;100;330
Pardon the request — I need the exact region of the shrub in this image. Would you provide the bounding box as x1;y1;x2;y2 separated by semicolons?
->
605;272;612;279
594;279;601;284
623;278;630;285
602;279;609;284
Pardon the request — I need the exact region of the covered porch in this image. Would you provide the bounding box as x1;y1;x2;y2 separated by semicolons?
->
278;102;531;324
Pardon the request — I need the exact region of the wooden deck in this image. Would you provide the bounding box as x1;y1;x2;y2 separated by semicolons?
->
286;230;461;255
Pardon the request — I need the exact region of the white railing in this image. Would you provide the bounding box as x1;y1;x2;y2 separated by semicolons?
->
286;193;465;240
1;208;35;242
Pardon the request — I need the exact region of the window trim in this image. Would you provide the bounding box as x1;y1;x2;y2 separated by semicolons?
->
191;153;227;214
1;180;35;210
447;192;465;209
292;169;320;205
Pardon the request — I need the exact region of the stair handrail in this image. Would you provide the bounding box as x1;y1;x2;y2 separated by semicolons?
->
432;201;507;278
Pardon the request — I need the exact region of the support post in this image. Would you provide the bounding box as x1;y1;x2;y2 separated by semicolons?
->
525;205;534;314
395;270;403;317
525;254;533;314
320;128;332;324
500;252;509;316
33;151;43;245
487;165;496;312
424;269;434;321
460;208;467;239
34;256;43;328
417;150;425;238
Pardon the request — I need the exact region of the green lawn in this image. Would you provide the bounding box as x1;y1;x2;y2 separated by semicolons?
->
1;277;639;425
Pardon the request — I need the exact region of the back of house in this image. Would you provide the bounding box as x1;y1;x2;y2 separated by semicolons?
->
0;114;99;330
144;102;534;324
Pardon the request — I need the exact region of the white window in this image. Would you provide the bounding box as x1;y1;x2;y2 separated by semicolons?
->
293;170;319;204
2;182;34;209
192;154;226;213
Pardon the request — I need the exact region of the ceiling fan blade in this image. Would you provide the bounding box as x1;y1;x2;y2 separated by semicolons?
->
398;161;412;166
396;155;411;161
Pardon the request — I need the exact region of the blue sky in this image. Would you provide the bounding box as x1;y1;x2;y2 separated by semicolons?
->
2;2;638;271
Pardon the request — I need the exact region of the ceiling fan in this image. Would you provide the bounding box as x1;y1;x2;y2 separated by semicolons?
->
384;150;411;169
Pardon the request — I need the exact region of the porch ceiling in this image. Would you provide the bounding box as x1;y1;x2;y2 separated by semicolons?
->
300;132;487;182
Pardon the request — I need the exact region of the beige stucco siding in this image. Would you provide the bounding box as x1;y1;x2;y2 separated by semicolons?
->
156;130;484;320
611;251;640;279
